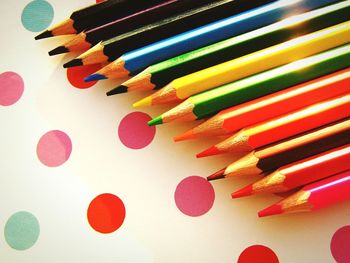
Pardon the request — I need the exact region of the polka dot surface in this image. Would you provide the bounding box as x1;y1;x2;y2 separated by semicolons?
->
238;245;279;263
87;193;126;234
0;71;24;106
21;0;54;32
174;176;215;217
36;130;72;167
118;112;156;149
330;225;350;263
66;64;101;89
4;211;40;250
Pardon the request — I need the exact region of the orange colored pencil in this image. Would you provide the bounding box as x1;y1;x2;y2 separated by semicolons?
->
175;68;350;141
231;144;350;198
197;94;350;158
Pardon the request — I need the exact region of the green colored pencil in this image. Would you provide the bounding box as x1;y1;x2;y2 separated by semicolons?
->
107;1;350;95
148;43;350;125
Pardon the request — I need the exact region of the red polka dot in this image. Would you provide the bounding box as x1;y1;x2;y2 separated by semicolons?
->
36;130;72;167
96;0;105;3
174;176;215;217
238;245;279;263
87;193;126;234
118;112;156;149
331;225;350;263
66;64;101;89
0;71;24;106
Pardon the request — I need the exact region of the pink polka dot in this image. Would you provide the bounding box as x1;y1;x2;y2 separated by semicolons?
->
66;64;101;89
331;225;350;263
174;176;215;217
238;245;279;263
87;193;126;234
36;130;72;167
118;112;156;149
0;71;24;106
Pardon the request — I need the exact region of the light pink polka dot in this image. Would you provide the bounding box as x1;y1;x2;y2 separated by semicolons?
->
118;112;156;149
36;130;72;167
331;225;350;263
174;176;215;217
0;72;24;106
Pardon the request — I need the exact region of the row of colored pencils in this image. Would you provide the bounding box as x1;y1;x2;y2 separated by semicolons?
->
36;0;350;217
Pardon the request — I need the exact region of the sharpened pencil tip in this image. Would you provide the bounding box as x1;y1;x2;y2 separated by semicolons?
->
174;129;195;142
196;146;220;158
148;116;163;126
35;30;53;40
63;59;83;68
231;185;253;199
84;74;106;82
106;85;128;96
133;96;152;108
258;204;283;217
207;168;226;181
48;46;69;56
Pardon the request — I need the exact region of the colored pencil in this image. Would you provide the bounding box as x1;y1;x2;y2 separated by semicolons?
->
175;68;350;142
63;0;274;69
258;170;350;217
231;144;350;198
208;118;350;181
86;0;339;78
148;44;350;126
49;0;220;55
133;21;350;107
197;94;350;158
35;0;166;39
108;1;350;96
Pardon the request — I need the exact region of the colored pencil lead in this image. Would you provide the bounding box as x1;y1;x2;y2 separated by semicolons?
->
258;204;282;217
35;19;76;40
35;30;53;40
207;169;226;181
89;58;130;79
174;130;195;142
84;74;107;82
63;59;83;68
133;97;152;108
196;146;221;158
48;46;69;56
106;85;128;96
148;116;163;126
231;185;253;198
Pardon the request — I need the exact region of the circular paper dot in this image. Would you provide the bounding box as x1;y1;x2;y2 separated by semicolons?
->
238;245;279;263
4;211;40;250
118;112;156;149
66;64;101;89
87;193;126;234
331;225;350;263
21;0;54;32
96;0;105;3
0;72;24;106
36;130;72;167
174;176;215;217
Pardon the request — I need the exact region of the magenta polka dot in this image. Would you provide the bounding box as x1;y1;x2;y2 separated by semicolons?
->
331;225;350;263
118;112;156;149
36;130;72;167
174;176;215;217
0;72;24;106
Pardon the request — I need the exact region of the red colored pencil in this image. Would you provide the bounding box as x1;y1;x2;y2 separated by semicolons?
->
258;169;350;217
231;144;350;198
207;118;350;180
197;94;350;158
175;68;350;141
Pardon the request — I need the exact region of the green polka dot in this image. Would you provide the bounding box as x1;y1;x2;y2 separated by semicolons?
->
21;0;54;32
4;211;40;250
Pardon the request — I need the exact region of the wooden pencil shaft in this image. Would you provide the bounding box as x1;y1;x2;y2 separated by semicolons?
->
256;119;350;172
101;0;274;61
149;1;350;88
84;0;220;45
72;0;168;32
